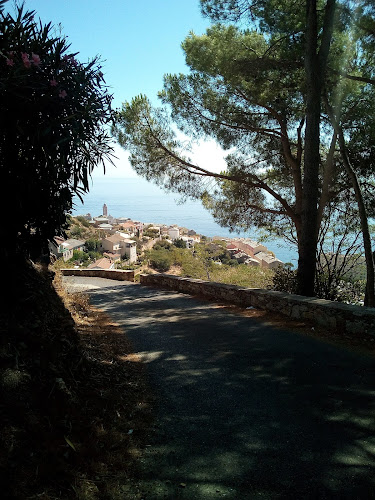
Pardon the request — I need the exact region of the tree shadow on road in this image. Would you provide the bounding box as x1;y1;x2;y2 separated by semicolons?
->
90;283;375;499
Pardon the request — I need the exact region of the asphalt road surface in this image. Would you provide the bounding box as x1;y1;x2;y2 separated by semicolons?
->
64;277;375;499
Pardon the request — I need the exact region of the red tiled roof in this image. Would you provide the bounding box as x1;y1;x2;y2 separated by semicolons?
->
119;221;135;229
104;234;126;243
88;258;113;270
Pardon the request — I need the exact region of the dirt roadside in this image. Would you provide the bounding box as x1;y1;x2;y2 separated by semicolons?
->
50;274;156;499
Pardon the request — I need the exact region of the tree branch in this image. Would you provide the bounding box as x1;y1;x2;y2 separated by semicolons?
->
244;202;288;216
330;69;375;87
143;115;297;222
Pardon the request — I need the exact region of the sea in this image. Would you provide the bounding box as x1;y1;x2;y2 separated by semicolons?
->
72;176;299;266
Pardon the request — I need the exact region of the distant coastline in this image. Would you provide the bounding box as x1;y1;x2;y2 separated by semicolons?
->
72;176;299;266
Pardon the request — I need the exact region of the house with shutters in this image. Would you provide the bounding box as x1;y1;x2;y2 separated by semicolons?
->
49;237;85;262
101;234;137;263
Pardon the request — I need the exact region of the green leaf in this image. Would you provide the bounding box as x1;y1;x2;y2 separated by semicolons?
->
64;435;76;451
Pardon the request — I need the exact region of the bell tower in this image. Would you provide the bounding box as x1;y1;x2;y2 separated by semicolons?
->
103;203;108;216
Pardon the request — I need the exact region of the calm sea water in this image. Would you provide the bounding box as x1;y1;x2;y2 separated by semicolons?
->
72;177;299;265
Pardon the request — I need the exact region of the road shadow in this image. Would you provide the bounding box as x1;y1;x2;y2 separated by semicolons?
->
90;283;375;499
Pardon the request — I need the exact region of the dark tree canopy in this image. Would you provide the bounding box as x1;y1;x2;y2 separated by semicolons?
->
0;2;114;260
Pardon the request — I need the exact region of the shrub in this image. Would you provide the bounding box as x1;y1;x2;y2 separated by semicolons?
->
272;266;298;294
181;255;206;278
143;228;160;238
315;273;365;304
69;225;84;238
173;238;187;249
69;250;89;264
85;238;101;252
149;249;172;272
315;250;366;303
87;251;101;261
273;263;365;304
115;262;139;270
153;240;172;251
76;216;91;228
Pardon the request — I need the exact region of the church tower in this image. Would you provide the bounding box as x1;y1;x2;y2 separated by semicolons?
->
103;203;108;216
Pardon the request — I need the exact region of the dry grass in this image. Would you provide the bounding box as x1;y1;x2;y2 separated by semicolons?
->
52;271;155;499
208;264;274;288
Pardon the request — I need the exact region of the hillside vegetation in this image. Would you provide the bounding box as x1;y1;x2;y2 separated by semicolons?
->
0;260;153;499
143;239;274;289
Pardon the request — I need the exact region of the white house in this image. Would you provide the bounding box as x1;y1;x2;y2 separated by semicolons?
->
180;236;196;248
115;231;131;239
49;237;85;262
230;239;268;257
226;243;239;253
168;226;180;240
254;251;283;269
98;223;113;232
123;240;137;263
93;216;109;226
102;235;122;254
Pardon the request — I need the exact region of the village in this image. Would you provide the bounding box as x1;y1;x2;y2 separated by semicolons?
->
49;203;284;271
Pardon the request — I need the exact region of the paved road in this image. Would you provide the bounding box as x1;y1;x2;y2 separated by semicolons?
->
64;277;375;499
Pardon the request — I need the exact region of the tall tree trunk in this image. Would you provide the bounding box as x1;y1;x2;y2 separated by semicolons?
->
323;93;375;307
297;0;336;297
297;0;321;296
336;127;375;307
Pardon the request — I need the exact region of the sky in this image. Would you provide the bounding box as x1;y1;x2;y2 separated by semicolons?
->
12;0;228;178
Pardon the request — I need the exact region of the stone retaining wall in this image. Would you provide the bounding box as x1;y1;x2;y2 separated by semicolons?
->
61;268;134;282
140;273;375;336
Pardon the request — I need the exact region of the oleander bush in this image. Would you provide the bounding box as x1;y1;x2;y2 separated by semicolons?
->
0;1;114;262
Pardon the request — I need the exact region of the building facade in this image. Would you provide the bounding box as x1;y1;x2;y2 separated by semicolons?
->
101;234;137;263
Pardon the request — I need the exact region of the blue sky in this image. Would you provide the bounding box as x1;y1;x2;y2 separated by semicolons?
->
11;1;227;177
20;0;210;109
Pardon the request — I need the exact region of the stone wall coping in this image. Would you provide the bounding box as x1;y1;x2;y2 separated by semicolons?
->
61;268;135;282
139;273;375;334
141;273;375;312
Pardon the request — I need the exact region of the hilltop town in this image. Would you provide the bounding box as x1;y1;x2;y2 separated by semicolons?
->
50;203;283;272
